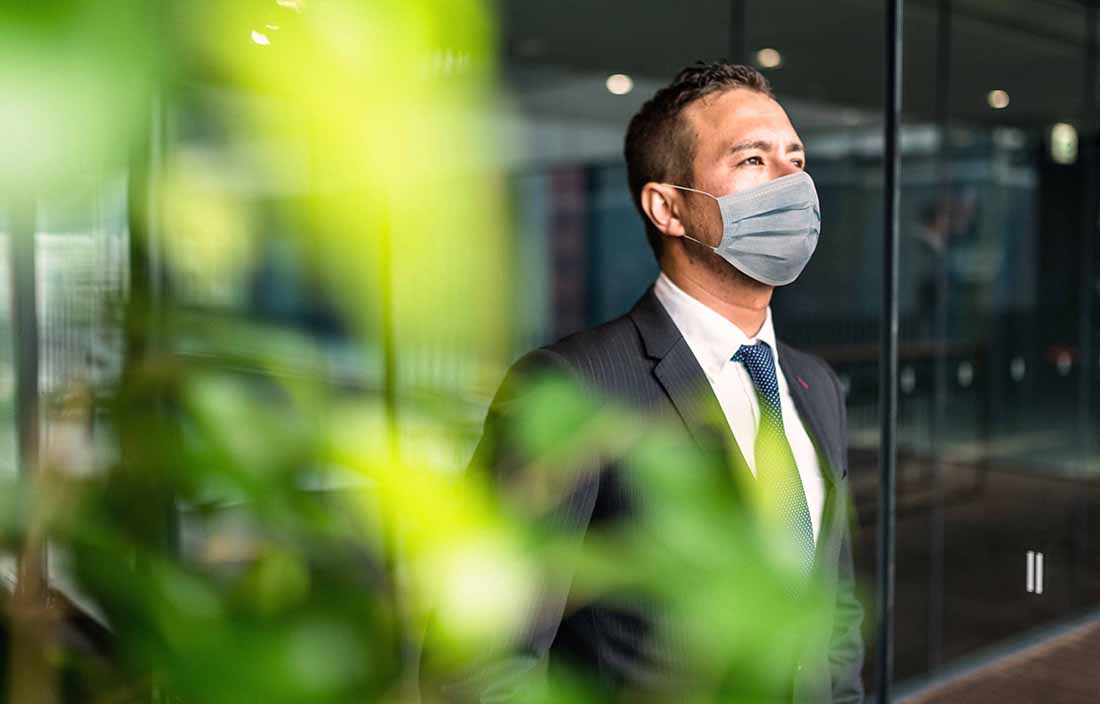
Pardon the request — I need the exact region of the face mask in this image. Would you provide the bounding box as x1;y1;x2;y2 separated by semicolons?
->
664;171;821;287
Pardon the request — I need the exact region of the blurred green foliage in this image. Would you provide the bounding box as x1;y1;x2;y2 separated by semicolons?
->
0;1;833;702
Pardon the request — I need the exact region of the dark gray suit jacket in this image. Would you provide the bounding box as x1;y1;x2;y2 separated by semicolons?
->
429;288;864;703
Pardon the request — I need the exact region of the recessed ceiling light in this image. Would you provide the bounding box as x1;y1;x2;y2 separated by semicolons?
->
755;48;783;69
987;89;1010;109
1051;122;1078;164
606;73;634;95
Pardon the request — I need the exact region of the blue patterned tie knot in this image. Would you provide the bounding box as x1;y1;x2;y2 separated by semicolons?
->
732;341;816;574
731;342;784;431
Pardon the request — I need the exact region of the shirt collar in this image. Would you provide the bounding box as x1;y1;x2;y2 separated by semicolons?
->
652;271;779;380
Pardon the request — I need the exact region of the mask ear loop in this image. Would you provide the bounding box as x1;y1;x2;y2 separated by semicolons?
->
663;183;717;200
660;183;721;252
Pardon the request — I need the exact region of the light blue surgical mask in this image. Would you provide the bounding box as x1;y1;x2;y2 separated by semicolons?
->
664;171;821;286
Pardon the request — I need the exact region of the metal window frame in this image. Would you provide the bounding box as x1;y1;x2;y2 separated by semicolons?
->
877;0;903;702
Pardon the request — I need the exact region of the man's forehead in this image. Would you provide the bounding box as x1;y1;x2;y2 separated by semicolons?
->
684;89;800;145
688;87;778;116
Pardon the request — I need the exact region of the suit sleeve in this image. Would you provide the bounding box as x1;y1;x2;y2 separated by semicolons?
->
420;348;601;703
826;365;866;704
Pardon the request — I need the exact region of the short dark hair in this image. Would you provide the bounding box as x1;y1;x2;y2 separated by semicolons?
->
624;61;774;261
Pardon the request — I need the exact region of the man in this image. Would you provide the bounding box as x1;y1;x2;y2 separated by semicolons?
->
426;61;864;703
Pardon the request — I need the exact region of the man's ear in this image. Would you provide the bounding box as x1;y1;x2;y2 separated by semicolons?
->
641;183;688;238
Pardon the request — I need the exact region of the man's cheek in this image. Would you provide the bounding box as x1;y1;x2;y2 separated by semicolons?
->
701;208;725;245
730;173;768;193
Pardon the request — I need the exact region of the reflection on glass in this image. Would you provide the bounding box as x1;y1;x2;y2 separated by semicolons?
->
889;0;1100;693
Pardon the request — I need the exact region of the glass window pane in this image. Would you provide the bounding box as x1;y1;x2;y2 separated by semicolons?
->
896;0;1100;694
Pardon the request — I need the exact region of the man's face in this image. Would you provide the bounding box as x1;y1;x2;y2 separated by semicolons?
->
680;88;806;247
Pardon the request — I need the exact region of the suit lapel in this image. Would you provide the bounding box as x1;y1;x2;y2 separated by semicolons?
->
653;339;752;475
776;344;848;571
653;342;719;449
630;288;751;477
777;345;843;486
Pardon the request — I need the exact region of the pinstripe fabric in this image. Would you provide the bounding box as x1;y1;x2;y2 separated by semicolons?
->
426;287;864;703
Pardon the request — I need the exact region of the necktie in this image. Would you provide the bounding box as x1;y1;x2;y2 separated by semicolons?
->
731;342;815;573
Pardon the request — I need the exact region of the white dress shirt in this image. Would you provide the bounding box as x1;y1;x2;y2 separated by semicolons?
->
653;272;826;542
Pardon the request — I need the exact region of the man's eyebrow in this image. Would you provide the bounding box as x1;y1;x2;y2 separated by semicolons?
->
728;140;772;155
727;140;806;155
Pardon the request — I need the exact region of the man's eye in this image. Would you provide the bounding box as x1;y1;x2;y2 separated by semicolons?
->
741;156;764;166
792;159;805;168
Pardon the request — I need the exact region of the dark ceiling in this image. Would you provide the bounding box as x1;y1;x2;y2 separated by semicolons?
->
499;0;1096;131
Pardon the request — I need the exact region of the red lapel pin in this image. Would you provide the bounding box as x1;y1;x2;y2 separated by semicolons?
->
796;376;809;390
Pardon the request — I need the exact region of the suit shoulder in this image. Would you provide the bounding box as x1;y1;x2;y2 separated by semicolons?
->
535;313;646;388
488;314;641;402
543;314;640;363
